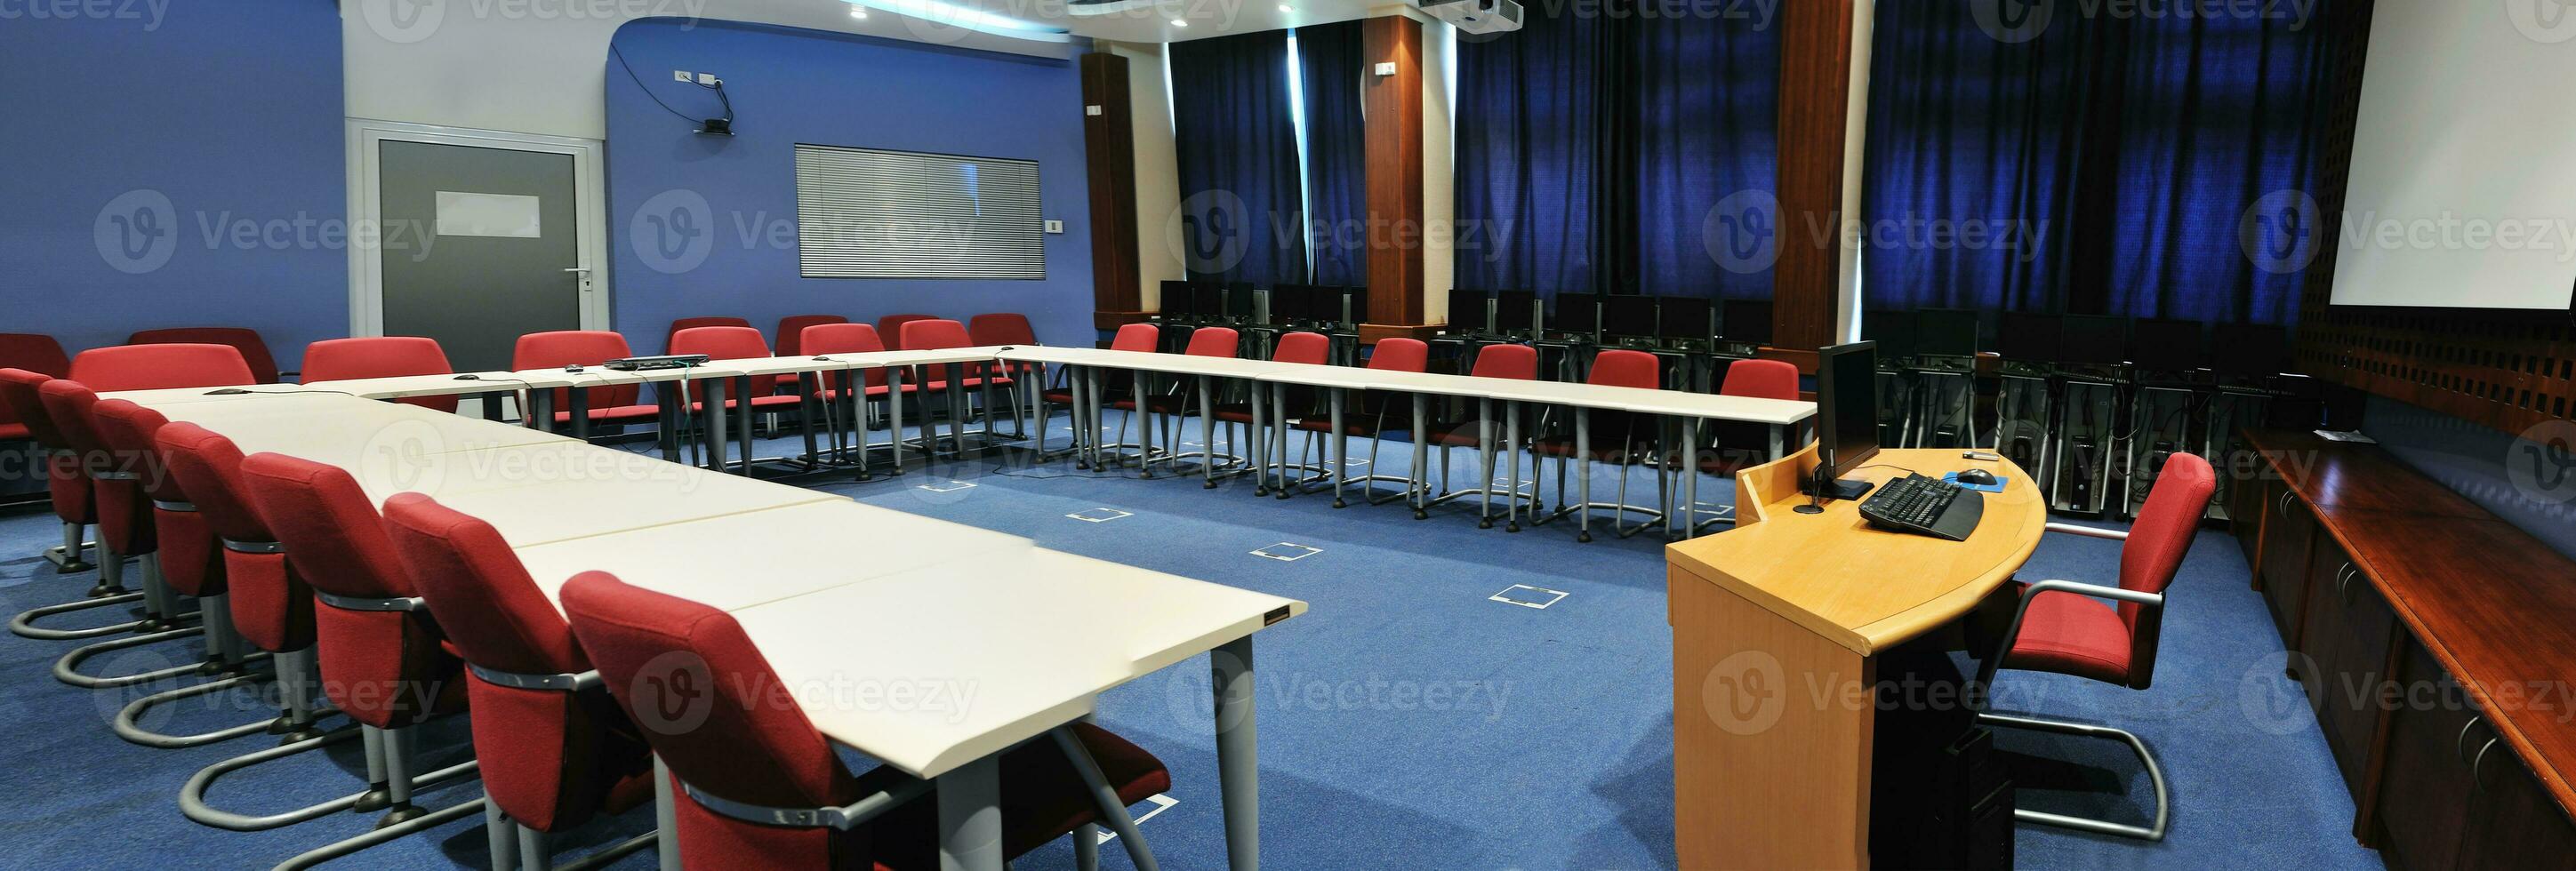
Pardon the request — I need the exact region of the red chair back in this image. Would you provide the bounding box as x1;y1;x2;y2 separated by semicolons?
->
303;337;459;412
803;324;892;390
127;328;278;384
154;422;313;654
38;380;155;555
672;326;778;401
0;334;70;380
94;399;222;598
2118;453;2216;681
899;318;973;352
239;453;453;729
666;317;752;353
773;316;847;356
1719;358;1801;401
1110;323;1160;352
877;314;939;349
514;331;642;414
71;344;256;392
1272;332;1330;365
1184;327;1240;358
1469;344;1539;380
0;369;92;524
1587;349;1662;388
968;313;1039;347
382;493;649;832
562;571;857;868
1367;338;1429;372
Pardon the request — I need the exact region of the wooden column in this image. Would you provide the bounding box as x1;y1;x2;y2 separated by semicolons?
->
1360;15;1432;343
1770;0;1857;357
1081;52;1149;330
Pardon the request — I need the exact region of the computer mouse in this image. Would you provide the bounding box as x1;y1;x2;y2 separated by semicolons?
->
453;373;481;380
564;364;584;373
1957;469;1999;486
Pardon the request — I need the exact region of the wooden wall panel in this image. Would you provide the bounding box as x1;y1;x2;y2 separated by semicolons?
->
2293;0;2576;435
1080;52;1147;326
1362;15;1428;340
1769;0;1856;354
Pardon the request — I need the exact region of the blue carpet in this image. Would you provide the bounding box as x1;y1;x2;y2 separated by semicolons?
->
0;410;2382;869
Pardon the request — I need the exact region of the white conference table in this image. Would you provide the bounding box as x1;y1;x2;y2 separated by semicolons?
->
510;499;1031;612
996;347;1293;489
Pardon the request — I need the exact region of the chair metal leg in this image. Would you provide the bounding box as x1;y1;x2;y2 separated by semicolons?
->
270;796;491;871
46;521;95;572
486;801;521;871
113;593;277;747
1052;728;1161;871
1975;711;2171;842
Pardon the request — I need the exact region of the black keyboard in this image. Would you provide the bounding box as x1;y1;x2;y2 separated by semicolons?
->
603;355;710;372
1858;474;1986;541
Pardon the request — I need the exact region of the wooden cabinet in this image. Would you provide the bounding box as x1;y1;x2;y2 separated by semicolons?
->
2228;464;2274;570
2259;485;2315;650
2457;745;2576;871
2299;541;2398;795
2378;640;2576;871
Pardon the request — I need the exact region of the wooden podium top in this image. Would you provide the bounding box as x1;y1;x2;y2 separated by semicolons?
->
1666;444;2050;656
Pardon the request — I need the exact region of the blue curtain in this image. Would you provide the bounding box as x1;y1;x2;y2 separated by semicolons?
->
1634;15;1782;300
1861;0;2347;326
1171;31;1307;284
1297;21;1368;286
1454;8;1624;299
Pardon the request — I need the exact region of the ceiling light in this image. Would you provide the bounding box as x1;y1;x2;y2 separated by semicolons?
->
1278;4;1292;10
841;0;1072;39
1170;18;1189;27
849;6;868;17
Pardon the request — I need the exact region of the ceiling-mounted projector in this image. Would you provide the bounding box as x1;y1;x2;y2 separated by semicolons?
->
1419;0;1521;34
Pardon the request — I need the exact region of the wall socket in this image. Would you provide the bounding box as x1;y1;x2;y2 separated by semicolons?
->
673;69;693;82
1044;220;1065;234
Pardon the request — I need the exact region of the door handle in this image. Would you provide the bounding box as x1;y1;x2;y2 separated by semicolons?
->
2459;715;2486;763
2472;737;2501;795
2337;562;2358;603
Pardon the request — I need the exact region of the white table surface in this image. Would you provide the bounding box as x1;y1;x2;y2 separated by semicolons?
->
300;372;532;400
996;346;1290;379
415;467;843;548
149;396;570;459
511;500;1035;613
730;547;1306;779
100;386;328;407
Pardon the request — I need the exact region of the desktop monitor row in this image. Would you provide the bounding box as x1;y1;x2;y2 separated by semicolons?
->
1449;290;1776;348
1160;281;1369;327
1862;308;2294;376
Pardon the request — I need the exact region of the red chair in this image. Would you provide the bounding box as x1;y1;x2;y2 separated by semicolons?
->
1972;452;2217;842
1112;326;1238;480
877;314;939;349
1689;358;1805;531
803;324;911;470
1210;332;1330;497
239;453;477;832
666;316;752;354
670;325;805;414
301;337;460;413
512;331;662;431
899;319;1002;455
0;333;70;442
560;571;1175;870
1532;348;1665;542
1;365;110;640
1425;343;1542;529
90;399;277;747
380;494;659;868
127;327;283;383
1290;338;1429;509
773;315;850;393
36;344;256;663
967;314;1039;436
1037;323;1160;467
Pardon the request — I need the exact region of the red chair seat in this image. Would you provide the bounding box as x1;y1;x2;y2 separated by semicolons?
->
554;404;663;425
0;422;26;441
863;722;1172;870
2001;583;2134;685
1428;419;1507;448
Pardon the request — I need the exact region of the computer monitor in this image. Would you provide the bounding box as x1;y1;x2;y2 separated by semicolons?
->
1915;308;1980;357
1190;284;1226;324
2129;317;2207;372
1266;284;1309;324
1603;294;1657;338
1862;309;1918;362
1807;341;1882;506
1658;298;1713;341
1554;292;1601;334
1995;312;2063;363
1225;283;1260;323
1721;300;1774;346
1160;281;1198;318
2058;316;2131;365
2214;324;2293;377
1448;288;1492;333
1342;285;1371;326
1496;291;1537;334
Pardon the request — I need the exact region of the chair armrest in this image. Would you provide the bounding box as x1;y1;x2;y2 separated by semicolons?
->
2044;522;2130;541
314;591;430;613
683;774;934;830
1973;579;2165;699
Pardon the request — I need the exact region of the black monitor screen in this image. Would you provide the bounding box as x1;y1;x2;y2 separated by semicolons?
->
1916;308;1980;356
2058;316;2131;365
2129;318;2206;372
1658;298;1713;340
1816;341;1882;479
1496;291;1537;332
2214;324;2292;376
1161;281;1198;316
1995;312;2063;362
1604;294;1657;337
1226;283;1259;321
1721;300;1774;345
1191;284;1225;321
1554;292;1601;332
1448;289;1491;332
1863;309;1918;360
1343;286;1371;324
1268;284;1309;321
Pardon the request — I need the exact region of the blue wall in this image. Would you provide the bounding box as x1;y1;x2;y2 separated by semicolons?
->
2360;395;2576;561
0;0;347;368
604;20;1095;351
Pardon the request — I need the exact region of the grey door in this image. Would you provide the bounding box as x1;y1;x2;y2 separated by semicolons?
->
377;140;584;372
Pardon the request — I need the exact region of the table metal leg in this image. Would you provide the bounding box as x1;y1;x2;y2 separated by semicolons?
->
704;378;731;474
1683;418;1702;539
734;376;756;475
935;755;1003;871
797;373;823;469
1087;367;1106;470
1410;393;1429;519
653;755;680;871
1272;384;1291;500
945;363;968;457
569;389;590;442
1329;389;1346;508
1477;397;1496;529
529;389;556;434
1250;377;1269;496
1133;368;1153;478
1212;636;1259;871
1577;408;1593;543
888;368;907;476
1769;422;1786;460
1199;375;1218;488
1507;401;1524;533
